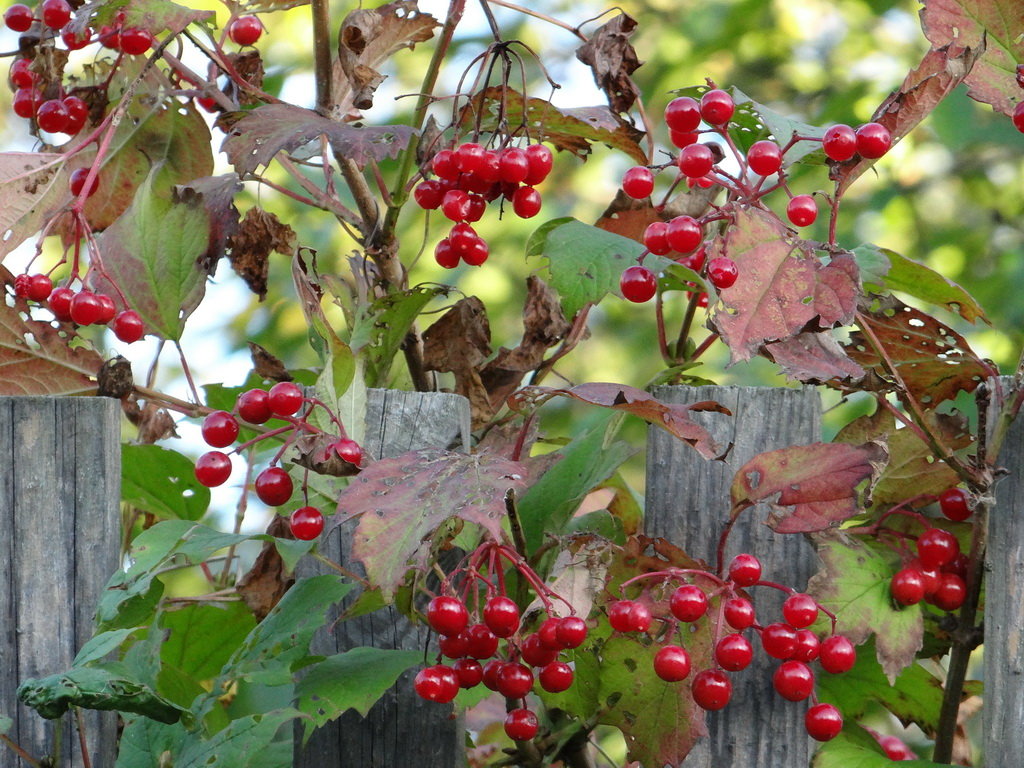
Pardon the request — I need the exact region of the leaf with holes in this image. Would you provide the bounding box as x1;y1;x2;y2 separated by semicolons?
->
122;445;210;521
69;0;212;36
333;450;526;600
731;442;886;533
764;332;865;384
846;298;991;409
575;13;642;114
733;88;829;165
0;153;67;261
0;300;101;395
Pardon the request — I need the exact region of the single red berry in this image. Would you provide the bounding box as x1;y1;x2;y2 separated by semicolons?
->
891;568;926;606
113;310;144;343
622;166;655;199
665;96;701;133
496;661;534;699
62;95;88;135
98;24;121;50
119;27;153;56
728;553;762;586
332;438;364;467
879;734;916;760
805;703;843;741
669;584;708;622
13;88;42;119
202;410;240;448
691;669;731;710
653;645;691;682
761;622;798;660
669;129;699;148
195;451;232;487
289;506;325;540
930;572;966;611
483;595;520;638
938;488;972;521
434;238;459;269
699;89;735;125
523;144;553;185
536;617;562;650
267;381;303;417
504;708;539;741
414;180;444;209
69;168;99;198
555;616;588;649
94;293;115;325
13;275;31;298
512;186;542;218
498;147;529;184
539;661;573;692
1014;102;1024;134
822;124;857;162
455;142;486;175
438;631;468;659
70;291;103;325
715;633;753;671
782;593;819;629
228;15;263;46
254;466;293;506
707;256;738;290
521;633;559;667
907;557;940;597
413;665;459;703
773;660;815;701
666;215;703;253
426;595;469;637
481;659;507;690
36;99;70;133
724;597;756;630
464;194;485;223
747;140;782;176
431;149;458;180
464;623;499;659
26;274;53;302
855;122;892;158
40;0;71;29
942;552;969;581
48;286;75;321
4;4;34;32
236;388;273;424
917;528;960;570
787;195;817;227
792;629;820;662
10;59;35;89
607;599;651;632
643;221;671;255
441;189;471;221
619;265;657;303
452;657;483;688
61;26;92;50
677;144;715;178
819;635;856;674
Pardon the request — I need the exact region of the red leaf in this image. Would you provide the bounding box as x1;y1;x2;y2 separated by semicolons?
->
731;442;887;533
764;332;865;384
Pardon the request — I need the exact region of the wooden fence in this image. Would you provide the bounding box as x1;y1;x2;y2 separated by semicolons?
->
0;387;1016;766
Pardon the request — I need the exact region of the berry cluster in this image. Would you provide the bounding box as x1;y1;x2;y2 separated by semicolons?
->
608;552;852;742
889;526;967;611
616;87;892;305
10;273;144;343
194;382;365;540
413;542;585;742
413;142;553;268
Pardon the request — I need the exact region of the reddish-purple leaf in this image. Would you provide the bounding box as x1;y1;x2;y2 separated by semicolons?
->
731;442;886;533
764;332;865;384
509;383;729;460
0;152;67;261
814;254;859;326
333;449;526;600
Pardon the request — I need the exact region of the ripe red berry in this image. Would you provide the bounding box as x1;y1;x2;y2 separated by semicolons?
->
512;186;542;218
700;89;735;125
70;291;103;325
822;124;857;161
707;256;738;290
228;15;263;46
62;96;88;135
942;552;969;581
805;703;843;741
70;168;99;198
40;0;71;29
666;215;703;253
201;410;240;448
195;451;232;487
890;568;926;606
728;553;762;586
413;180;444;209
452;657;483;688
331;438;364;466
773;660;815;701
13;275;31;298
441;189;471;221
782;593;819;629
254;466;293;506
119;27;153;55
498;148;529;184
481;659;507;690
665;96;701;133
691;669;731;710
855;122;892;158
236;388;272;424
643;221;671;255
792;629;820;662
878;734;915;760
938;488;972;521
521;633;559;667
48;286;74;321
724;597;756;630
455;142;487;175
555;616;588;649
36;99;70;133
677;143;715;178
1014;102;1024;134
819;634;856;674
13;88;42;119
930;572;966;611
539;661;573;692
61;26;92;50
464;623;499;659
619;265;657;303
916;528;959;570
268;381;303;417
669;129;699;148
97;294;117;325
434;238;459;268
504;708;539;741
4;4;34;32
483;595;520;638
715;633;753;671
426;595;469;637
747;140;782;176
10;59;35;89
761;622;798;660
536;617;562;650
787;195;817;227
97;25;121;50
26;274;53;302
653;645;691;682
496;662;534;699
607;599;651;632
289;506;325;540
413;665;459;703
669;584;708;622
438;630;468;659
523;144;553;185
622;166;655;199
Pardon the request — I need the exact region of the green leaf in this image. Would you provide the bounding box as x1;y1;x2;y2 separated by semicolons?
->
0;714;12;736
812;725;955;767
853;244;987;323
159;602;257;683
122;445;210;521
114;716;182;768
73;628;142;666
77;0;213;36
733;87;829;164
294;647;421;734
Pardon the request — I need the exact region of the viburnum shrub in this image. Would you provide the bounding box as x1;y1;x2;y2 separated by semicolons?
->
0;0;1021;765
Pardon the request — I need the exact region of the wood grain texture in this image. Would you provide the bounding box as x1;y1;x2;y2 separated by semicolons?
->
0;397;120;767
645;386;820;768
296;389;470;768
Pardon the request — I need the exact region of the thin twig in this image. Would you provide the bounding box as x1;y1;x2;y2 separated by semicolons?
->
1;734;41;767
311;0;334;114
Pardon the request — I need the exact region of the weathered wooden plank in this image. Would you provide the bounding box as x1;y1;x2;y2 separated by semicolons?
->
646;386;821;768
295;389;470;768
0;397;120;767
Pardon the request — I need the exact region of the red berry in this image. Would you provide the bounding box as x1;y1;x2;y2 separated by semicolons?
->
942;552;969;581
61;26;92;50
495;661;534;699
431;149;458;180
1014;102;1024;134
504;708;538;741
119;27;153;56
916;528;959;570
268;381;303;417
331;438;364;466
236;388;273;424
62;96;88;135
48;286;74;321
555;616;587;649
414;180;444;209
483;595;520;638
782;593;819;629
539;661;573;692
26;274;53;302
607;599;651;632
792;629;820;662
938;488;972;521
464;623;499;659
228;15;263;46
855;122;891;158
254;466;293;506
773;660;814;701
441;189;471;221
536;617;562;650
819;635;856;674
70;291;103;325
619;265;657;303
664;96;701;133
289;506;324;540
195;451;232;487
930;572;966;611
622;166;655;199
787;194;817;227
907;557;940;597
523;144;553;185
669;584;708;622
10;59;35;89
455;142;485;175
4;4;34;32
653;645;691;682
70;168;99;198
40;0;71;29
434;238;459;268
481;659;507;690
890;568;926;606
512;186;542;218
666;215;703;253
413;665;459;703
521;633;559;667
452;657;483;688
438;632;468;659
94;293;115;324
715;633;753;671
723;597;756;630
669;129;699;148
13;275;30;298
707;256;738;290
805;703;843;741
728;553;762;586
13;88;43;120
426;595;469;637
691;669;731;710
201;410;240;448
98;25;121;50
879;734;915;760
677;144;715;178
822;124;857;162
643;221;671;255
699;89;734;125
747;140;782;176
498;148;529;184
761;622;798;660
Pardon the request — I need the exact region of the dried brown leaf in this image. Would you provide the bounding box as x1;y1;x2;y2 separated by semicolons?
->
0;152;68;262
173;174;242;272
237;515;296;621
97;355;134;399
228;208;296;300
575;13;643;114
248;342;292;382
124;399;179;444
422;297;494;426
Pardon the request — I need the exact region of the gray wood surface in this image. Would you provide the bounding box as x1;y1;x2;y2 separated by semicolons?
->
645;386;821;768
295;389;471;768
0;397;120;767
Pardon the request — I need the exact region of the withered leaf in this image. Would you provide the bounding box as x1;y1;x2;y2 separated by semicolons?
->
173;174;242;272
228;50;265;108
97;355;134;399
124;399;179;444
227;208;296;300
763;331;865;385
575;13;643;114
237;515;296;621
422;297;494;426
248;342;292;382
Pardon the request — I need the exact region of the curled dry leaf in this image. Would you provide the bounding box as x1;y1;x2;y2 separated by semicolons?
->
575;12;643;114
124;399;179;444
248;342;292;382
422;296;494;426
97;355;134;400
174;174;242;272
227;208;296;300
228;50;265;108
237;515;296;622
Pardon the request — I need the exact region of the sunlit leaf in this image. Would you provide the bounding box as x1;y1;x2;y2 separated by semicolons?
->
122;445;210;521
0;152;67;261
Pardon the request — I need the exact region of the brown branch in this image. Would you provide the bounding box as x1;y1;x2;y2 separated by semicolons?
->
311;0;334;114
